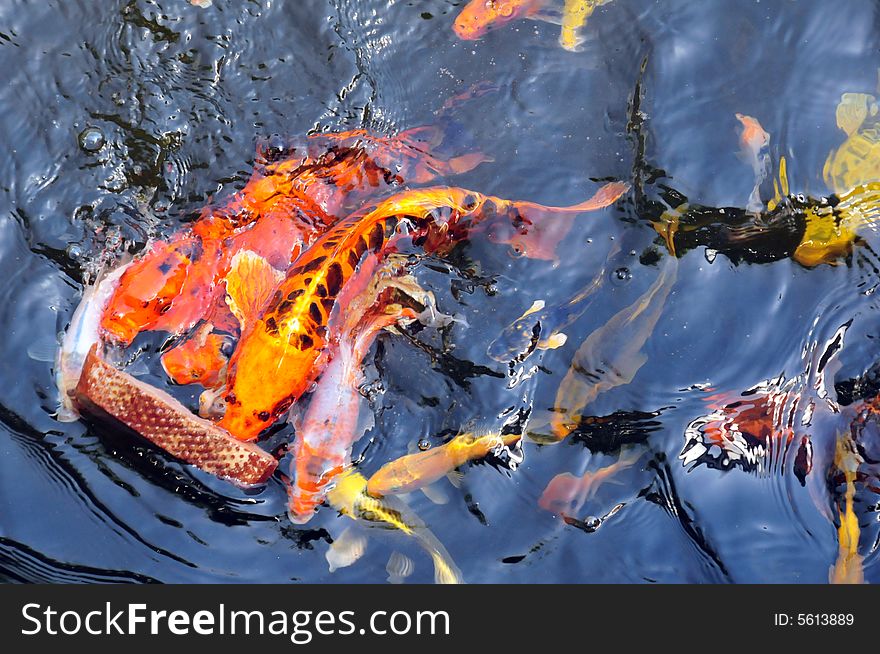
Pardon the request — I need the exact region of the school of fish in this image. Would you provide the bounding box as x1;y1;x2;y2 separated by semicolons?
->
50;5;880;583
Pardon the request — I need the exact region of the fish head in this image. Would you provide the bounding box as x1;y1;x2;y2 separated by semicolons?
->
487;310;543;363
453;0;539;40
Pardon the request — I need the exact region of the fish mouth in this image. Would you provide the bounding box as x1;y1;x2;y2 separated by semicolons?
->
288;492;321;524
453;17;488;40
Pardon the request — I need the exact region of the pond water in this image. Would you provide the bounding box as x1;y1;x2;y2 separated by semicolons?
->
2;0;880;583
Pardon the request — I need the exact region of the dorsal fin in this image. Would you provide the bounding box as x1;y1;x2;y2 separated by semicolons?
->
225;250;284;330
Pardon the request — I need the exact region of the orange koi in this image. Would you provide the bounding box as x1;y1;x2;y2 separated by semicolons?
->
454;0;548;40
160;323;229;388
99;127;487;350
218;182;628;441
538;447;642;518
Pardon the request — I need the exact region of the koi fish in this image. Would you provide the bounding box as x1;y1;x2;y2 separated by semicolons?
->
824;89;880;195
735;113;771;213
486;242;618;363
559;1;614;52
453;0;613;51
96;124;488;352
547;255;677;441
56;260;132;421
680;380;800;473
453;0;548;40
326;471;463;584
830;432;864;584
487;181;628;261
365;429;523;498
286;255;427;523
217;182;628;441
680;321;851;477
538;446;642;518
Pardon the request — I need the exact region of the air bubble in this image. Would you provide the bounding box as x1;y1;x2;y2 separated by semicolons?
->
583;516;601;532
418;438;431;451
611;267;632;285
78;127;105;153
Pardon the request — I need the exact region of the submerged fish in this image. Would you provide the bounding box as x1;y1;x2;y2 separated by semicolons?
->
545;255;678;441
538;446;642;518
327;471;463;584
735;112;772;213
824;86;880;195
559;1;613;51
487;243;617;364
830;432;864;584
287;255;432;523
680;321;850;478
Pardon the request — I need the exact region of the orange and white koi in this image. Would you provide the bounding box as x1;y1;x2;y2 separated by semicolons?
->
286;255;426;523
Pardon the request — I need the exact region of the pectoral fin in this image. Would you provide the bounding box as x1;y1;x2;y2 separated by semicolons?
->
538;331;567;350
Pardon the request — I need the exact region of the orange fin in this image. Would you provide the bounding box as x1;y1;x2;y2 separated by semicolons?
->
161;323;228;388
225;250;284;330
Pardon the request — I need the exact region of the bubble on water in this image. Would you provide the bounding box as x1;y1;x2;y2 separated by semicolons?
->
65;243;83;261
611;267;632;285
583;516;601;532
418;438;431;451
704;248;718;264
78;127;105;153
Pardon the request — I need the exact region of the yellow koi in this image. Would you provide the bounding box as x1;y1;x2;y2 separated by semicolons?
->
830;433;864;584
327;471;463;584
366;430;522;498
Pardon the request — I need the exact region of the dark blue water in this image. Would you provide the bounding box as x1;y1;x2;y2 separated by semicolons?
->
2;0;880;583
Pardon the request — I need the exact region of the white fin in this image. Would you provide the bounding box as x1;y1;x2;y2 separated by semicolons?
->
446;470;465;488
326;527;368;573
538;332;568;350
520;300;546;318
386;551;415;584
420;483;451;505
